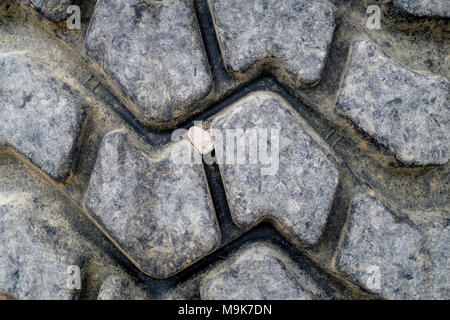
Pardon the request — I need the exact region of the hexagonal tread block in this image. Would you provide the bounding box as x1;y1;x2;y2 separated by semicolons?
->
208;0;335;86
336;193;449;299
210;91;339;245
84;0;213;128
19;0;72;22
393;0;450;17
84;130;221;278
336;39;449;166
0;53;84;179
200;242;329;299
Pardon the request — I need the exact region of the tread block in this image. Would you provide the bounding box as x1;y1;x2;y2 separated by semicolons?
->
0;192;86;299
208;0;335;86
0;158;98;300
200;242;329;299
84;130;221;278
336;194;449;299
84;0;213;127
97;274;149;300
210;91;339;245
0;53;84;179
336;39;449;166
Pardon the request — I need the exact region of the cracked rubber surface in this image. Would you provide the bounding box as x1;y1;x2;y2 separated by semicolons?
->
0;0;448;300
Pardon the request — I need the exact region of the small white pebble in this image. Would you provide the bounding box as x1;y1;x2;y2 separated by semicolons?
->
188;126;214;155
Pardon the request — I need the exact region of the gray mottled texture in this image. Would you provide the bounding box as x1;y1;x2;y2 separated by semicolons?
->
393;0;450;17
208;0;335;86
84;0;213;127
84;130;221;278
337;194;449;300
336;39;449;166
337;194;423;299
97;274;149;300
425;218;450;299
200;242;327;300
0;191;88;300
210;91;339;245
19;0;72;22
0;53;84;179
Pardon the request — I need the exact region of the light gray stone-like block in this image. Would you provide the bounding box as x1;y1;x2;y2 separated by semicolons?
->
208;0;335;86
19;0;72;22
85;130;221;278
393;0;450;17
337;194;449;299
0;53;84;179
0;192;87;300
84;0;213;128
200;242;327;300
210;91;339;245
336;39;449;166
337;194;423;299
425;219;450;299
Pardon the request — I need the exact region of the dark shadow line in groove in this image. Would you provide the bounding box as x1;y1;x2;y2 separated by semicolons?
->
202;159;243;244
192;0;225;83
308;168;354;257
91;85;171;146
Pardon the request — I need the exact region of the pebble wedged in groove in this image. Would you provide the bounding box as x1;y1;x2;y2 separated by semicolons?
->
200;242;328;300
210;91;339;245
84;0;213;127
84;131;221;278
97;274;149;300
19;0;72;22
0;192;89;300
0;53;84;179
336;194;449;299
207;0;335;86
335;39;449;166
392;0;450;17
